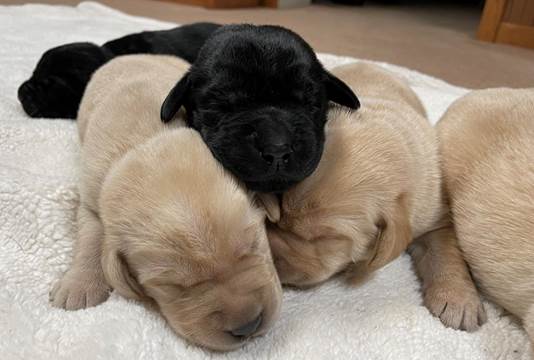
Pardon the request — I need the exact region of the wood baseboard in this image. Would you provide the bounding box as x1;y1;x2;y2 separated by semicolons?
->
161;0;260;8
261;0;278;7
159;0;310;8
477;0;534;49
477;0;506;41
495;22;534;49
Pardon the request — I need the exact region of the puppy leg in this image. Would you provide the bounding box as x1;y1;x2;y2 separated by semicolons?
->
409;220;486;331
50;203;111;310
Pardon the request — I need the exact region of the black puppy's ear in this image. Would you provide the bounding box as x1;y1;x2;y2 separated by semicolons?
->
160;73;191;123
324;71;360;109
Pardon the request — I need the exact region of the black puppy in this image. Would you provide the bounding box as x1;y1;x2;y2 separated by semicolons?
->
18;22;220;119
161;24;360;193
18;42;112;119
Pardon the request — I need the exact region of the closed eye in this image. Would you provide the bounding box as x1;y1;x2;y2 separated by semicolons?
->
197;109;224;127
158;278;211;293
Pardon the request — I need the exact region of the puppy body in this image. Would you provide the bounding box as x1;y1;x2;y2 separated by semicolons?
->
18;42;112;119
267;62;442;284
266;62;484;330
18;22;220;119
326;63;441;237
437;88;534;340
51;55;282;351
102;22;221;63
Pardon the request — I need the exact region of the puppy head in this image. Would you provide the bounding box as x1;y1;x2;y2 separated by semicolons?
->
161;24;360;193
18;42;111;118
100;129;282;351
261;110;413;287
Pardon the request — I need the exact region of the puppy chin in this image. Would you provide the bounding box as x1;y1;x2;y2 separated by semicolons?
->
245;178;297;193
234;152;323;193
187;331;247;352
209;150;302;192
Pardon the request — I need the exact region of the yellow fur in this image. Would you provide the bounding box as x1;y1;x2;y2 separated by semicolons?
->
50;55;282;351
265;62;484;331
438;87;534;342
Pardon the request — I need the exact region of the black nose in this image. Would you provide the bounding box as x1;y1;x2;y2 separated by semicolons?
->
261;143;292;165
230;313;263;338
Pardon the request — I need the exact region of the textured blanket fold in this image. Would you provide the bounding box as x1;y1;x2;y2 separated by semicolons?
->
0;2;530;359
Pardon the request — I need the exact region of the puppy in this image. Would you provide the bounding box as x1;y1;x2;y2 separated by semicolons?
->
261;62;485;331
18;42;112;118
49;54;282;351
18;22;220;119
161;24;361;193
437;88;534;341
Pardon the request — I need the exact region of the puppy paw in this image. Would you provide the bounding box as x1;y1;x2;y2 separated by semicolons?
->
50;269;111;310
424;281;487;332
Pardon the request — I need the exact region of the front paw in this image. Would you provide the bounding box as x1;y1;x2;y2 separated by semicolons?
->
50;268;111;310
424;281;487;332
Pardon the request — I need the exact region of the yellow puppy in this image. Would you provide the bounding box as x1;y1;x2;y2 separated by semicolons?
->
50;55;282;351
261;62;485;331
437;88;534;342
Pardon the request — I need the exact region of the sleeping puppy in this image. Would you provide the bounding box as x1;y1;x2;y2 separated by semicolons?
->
437;88;534;342
18;22;220;119
49;55;282;351
261;62;486;331
160;24;360;193
18;42;112;118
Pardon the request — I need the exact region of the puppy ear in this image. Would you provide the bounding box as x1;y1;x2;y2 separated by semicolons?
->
368;194;412;271
324;70;360;110
160;73;191;123
102;248;145;301
255;193;281;223
348;194;412;282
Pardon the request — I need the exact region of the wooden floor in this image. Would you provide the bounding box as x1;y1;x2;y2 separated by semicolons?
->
4;0;534;88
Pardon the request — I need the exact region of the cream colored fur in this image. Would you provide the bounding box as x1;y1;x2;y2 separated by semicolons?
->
49;55;282;351
263;62;484;331
437;88;534;342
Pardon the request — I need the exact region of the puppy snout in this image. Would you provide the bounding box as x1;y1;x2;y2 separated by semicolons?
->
229;312;263;338
256;129;294;168
261;143;293;165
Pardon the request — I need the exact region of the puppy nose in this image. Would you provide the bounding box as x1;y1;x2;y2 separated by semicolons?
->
261;143;292;165
230;313;263;338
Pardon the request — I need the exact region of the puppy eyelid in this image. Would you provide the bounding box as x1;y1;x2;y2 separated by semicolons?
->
167;283;186;292
166;279;204;290
153;276;205;290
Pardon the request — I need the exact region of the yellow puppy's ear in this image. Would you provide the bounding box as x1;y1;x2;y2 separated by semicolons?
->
102;245;145;301
254;193;281;223
368;194;412;272
348;194;412;283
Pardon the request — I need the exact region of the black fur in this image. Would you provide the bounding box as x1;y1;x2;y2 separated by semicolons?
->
161;24;360;193
18;22;221;119
102;22;221;63
18;42;112;119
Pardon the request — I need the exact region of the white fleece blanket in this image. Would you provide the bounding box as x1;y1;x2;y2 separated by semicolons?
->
0;2;530;359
